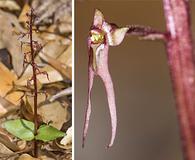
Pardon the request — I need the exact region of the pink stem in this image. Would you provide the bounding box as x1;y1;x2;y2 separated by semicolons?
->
163;0;195;159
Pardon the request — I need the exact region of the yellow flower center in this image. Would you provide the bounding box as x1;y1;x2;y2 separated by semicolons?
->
90;30;105;44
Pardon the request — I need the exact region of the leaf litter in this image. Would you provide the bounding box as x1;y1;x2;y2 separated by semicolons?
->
0;0;72;159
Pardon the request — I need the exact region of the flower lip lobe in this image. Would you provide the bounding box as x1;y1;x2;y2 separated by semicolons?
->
90;29;105;44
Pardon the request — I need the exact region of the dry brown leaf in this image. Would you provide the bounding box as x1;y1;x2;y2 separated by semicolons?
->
0;63;16;96
20;94;45;122
0;38;5;50
0;96;18;118
0;0;20;11
38;65;63;84
15;64;64;86
18;154;39;160
40;53;72;80
58;23;72;34
19;3;30;23
0;9;24;76
58;44;72;67
0;9;43;76
25;93;47;108
0;62;23;105
44;25;72;45
0;103;7;117
39;156;55;160
20;99;34;121
5;91;23;106
16;140;26;150
0;142;13;156
39;45;72;80
38;101;69;130
41;40;67;58
32;0;71;26
0;128;20;152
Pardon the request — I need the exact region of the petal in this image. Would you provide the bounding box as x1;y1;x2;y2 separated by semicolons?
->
98;68;117;148
82;66;95;148
102;21;112;33
107;27;129;46
93;9;104;28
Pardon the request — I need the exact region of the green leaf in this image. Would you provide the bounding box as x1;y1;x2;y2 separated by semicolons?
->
35;124;65;142
3;119;34;141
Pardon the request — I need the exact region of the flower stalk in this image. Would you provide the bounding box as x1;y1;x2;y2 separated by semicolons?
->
29;8;38;157
163;0;195;159
19;8;47;157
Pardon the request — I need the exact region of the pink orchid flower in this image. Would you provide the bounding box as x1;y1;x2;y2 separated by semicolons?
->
83;9;129;148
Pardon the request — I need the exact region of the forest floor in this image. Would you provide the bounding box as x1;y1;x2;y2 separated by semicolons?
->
0;0;72;159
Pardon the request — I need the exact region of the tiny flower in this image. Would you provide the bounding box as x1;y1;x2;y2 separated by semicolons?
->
83;9;129;148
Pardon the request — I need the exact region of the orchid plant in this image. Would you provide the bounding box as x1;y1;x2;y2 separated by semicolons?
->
3;8;66;158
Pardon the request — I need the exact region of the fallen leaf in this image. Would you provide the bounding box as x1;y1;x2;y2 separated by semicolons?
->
17;140;26;150
58;22;72;34
5;91;23;106
41;40;67;58
16;64;64;85
0;39;5;50
20;99;34;121
39;52;72;80
0;62;23;105
0;128;20;151
18;154;39;160
0;103;7;117
20;96;43;122
0;96;18;118
32;0;71;26
0;62;16;96
58;44;72;67
0;0;20;11
38;101;69;130
0;142;13;156
39;156;55;160
0;9;25;76
18;3;31;23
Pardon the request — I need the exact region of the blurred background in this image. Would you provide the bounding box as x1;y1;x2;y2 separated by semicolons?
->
75;1;195;160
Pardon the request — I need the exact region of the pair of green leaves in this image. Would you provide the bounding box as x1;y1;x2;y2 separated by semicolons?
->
3;119;65;142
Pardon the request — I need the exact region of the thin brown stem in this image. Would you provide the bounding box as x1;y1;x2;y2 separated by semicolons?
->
163;0;195;160
29;8;38;158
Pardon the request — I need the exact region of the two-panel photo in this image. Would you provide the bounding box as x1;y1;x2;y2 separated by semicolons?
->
0;0;194;160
